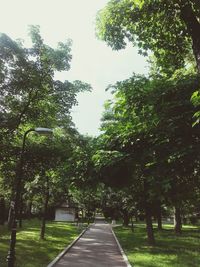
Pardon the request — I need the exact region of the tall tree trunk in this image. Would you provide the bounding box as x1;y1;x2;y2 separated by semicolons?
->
131;216;134;232
7;190;15;229
156;202;162;231
122;210;130;227
174;205;182;234
26;200;32;219
135;212;138;222
180;2;200;73
144;179;155;245
40;175;49;240
0;196;6;225
145;203;155;245
19;195;23;228
7;205;14;229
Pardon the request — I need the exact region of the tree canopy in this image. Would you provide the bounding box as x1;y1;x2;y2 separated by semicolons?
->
96;0;200;74
0;27;93;232
92;71;200;243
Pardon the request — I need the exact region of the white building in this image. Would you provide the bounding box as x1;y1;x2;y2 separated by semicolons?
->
55;201;78;222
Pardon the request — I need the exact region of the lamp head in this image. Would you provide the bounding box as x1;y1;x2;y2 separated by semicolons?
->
34;127;53;136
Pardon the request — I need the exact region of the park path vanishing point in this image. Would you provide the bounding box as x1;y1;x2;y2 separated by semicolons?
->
52;218;129;267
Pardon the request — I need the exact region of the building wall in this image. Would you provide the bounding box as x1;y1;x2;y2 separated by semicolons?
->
55;208;75;221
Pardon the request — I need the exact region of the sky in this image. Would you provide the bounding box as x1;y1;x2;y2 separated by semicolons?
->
0;0;148;136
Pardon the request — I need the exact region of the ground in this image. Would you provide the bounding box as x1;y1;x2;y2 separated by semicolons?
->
114;223;200;267
0;219;81;267
1;220;200;267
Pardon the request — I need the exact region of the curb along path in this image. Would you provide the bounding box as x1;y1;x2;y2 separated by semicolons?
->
51;219;130;267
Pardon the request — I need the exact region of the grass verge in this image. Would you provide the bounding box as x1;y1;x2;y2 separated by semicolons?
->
0;219;83;267
114;223;200;267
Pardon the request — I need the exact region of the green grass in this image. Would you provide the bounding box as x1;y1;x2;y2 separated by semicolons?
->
114;223;200;267
0;219;83;267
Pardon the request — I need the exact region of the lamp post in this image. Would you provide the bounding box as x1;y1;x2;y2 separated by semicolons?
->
7;128;53;267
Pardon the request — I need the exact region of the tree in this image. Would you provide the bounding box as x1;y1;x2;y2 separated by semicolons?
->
0;26;91;236
94;74;158;245
0;26;91;133
96;0;200;74
96;71;200;243
150;73;200;233
20;128;79;237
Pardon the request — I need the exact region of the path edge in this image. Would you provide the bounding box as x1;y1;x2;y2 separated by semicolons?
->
47;224;89;267
111;227;132;267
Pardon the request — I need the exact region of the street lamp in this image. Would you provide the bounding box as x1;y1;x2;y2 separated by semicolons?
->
7;128;53;267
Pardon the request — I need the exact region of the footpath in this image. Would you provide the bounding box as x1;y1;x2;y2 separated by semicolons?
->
48;218;130;267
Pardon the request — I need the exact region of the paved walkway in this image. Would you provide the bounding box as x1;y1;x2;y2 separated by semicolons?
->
53;219;128;267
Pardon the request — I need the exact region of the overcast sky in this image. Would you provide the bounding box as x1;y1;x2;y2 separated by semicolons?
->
0;0;148;136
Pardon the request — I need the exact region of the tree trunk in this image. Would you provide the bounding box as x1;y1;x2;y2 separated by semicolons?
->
26;200;32;219
156;202;162;231
180;2;200;73
144;179;155;245
145;204;155;245
40;175;49;240
122;211;130;227
19;195;23;228
157;213;162;231
7;191;15;229
131;216;134;232
0;196;6;225
174;205;182;234
7;205;14;229
135;212;138;222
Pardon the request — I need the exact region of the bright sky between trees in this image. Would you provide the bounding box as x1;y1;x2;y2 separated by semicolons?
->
0;0;148;136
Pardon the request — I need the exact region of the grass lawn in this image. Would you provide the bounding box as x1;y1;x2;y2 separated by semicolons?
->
114;223;200;267
0;219;83;267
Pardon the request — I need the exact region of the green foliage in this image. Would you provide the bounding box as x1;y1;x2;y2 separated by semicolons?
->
191;89;200;125
0;26;92;222
96;0;200;74
0;25;91;134
96;71;200;242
